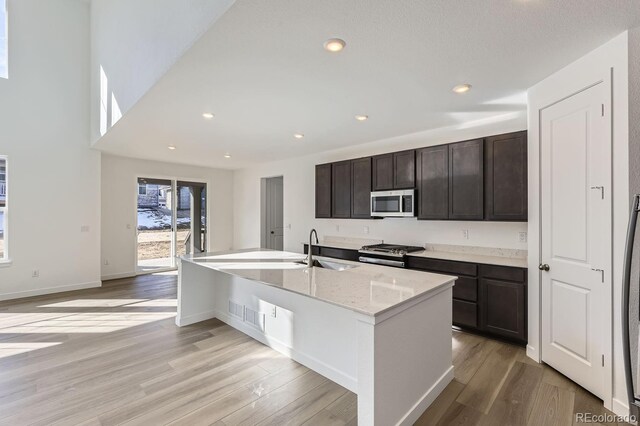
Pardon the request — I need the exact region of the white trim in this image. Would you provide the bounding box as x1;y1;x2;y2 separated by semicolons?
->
101;271;136;281
0;280;101;302
526;344;541;363
396;366;455;426
612;397;631;418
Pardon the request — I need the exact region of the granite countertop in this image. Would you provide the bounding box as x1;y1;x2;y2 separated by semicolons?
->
304;239;528;269
181;249;456;317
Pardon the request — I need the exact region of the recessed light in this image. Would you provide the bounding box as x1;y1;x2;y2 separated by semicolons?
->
452;84;472;94
168;145;176;150
355;115;368;121
224;153;231;159
323;38;346;53
294;133;304;139
202;112;215;119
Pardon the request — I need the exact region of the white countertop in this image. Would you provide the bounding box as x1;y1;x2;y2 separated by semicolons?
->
181;249;456;317
304;240;528;269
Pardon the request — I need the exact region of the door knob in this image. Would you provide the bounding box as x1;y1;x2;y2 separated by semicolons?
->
539;263;550;271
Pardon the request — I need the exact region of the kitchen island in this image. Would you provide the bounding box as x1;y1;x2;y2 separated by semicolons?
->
177;249;456;425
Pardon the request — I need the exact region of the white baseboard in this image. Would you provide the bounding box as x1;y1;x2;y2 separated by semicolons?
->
612;397;630;418
175;309;217;327
215;309;359;393
526;344;540;363
398;365;455;426
101;272;136;281
0;281;102;302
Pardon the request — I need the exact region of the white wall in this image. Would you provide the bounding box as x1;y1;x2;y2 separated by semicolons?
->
527;32;629;415
233;112;529;253
0;0;101;300
90;0;235;141
101;154;234;280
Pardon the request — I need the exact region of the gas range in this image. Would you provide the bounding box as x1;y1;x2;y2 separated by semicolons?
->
358;243;424;268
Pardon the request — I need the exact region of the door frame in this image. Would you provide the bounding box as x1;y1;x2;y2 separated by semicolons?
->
260;175;284;250
134;173;212;275
529;70;614;409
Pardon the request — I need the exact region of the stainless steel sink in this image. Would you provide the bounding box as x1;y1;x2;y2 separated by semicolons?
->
296;259;359;271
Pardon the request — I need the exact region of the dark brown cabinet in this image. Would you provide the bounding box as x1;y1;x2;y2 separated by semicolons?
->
394;150;415;189
485;131;528;221
372;154;394;191
449;139;484;220
406;256;527;344
351;157;372;219
331;160;352;218
416;145;449;220
372;150;415;191
315;164;332;218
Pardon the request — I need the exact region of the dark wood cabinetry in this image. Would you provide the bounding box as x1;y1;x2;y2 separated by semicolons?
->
449;139;484;220
394;150;416;189
351;158;372;219
331;160;352;218
372;150;415;191
372;154;394;191
315;164;332;218
485;131;528;221
406;256;527;344
416;145;449;220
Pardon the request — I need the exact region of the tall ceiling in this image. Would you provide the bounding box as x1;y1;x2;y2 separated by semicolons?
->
94;0;640;169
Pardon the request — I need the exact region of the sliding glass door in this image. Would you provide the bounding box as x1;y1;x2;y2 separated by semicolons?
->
136;178;207;273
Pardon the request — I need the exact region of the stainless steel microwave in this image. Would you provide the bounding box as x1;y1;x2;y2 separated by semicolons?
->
370;190;415;217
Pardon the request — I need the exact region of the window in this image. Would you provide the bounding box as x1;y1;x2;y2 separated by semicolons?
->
0;156;7;261
0;0;7;79
138;184;147;195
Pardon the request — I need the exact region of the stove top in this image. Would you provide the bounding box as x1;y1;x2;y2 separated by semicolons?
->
359;243;424;256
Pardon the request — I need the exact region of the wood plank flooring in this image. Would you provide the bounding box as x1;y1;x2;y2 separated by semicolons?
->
0;273;626;426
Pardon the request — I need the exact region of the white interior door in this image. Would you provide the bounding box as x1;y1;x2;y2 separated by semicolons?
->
540;82;611;399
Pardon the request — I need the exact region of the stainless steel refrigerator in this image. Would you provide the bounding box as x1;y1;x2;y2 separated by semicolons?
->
623;194;640;412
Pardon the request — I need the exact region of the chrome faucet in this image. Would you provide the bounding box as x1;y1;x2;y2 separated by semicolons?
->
308;229;319;267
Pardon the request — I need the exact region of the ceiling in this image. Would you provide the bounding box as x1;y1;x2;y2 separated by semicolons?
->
94;0;640;169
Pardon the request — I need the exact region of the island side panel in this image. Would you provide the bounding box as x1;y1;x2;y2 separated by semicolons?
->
357;285;454;426
176;260;219;326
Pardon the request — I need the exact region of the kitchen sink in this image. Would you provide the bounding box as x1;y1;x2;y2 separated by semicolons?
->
296;259;359;271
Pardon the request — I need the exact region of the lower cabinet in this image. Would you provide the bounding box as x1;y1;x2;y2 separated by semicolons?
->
479;278;526;342
453;299;477;328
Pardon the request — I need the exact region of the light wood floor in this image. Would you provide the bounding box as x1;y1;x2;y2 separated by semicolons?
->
0;273;626;426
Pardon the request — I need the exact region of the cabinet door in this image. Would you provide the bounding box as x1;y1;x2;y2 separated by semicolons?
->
351;157;372;219
315;164;332;218
393;150;415;189
449;139;484;220
485;131;528;221
372;154;394;191
332;160;352;218
416;145;449;219
479;278;526;342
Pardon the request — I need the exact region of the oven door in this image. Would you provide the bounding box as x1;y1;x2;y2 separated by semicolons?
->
371;190;415;217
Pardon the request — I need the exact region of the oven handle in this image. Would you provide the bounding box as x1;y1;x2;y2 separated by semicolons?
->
358;256;405;268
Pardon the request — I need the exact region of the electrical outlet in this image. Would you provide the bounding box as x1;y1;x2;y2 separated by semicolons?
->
518;232;528;243
335;225;340;232
32;270;40;278
271;306;277;318
80;225;90;233
103;259;109;266
363;226;369;234
462;229;470;240
286;224;291;230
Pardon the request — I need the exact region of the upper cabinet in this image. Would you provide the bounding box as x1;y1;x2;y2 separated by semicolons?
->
315;163;332;218
331;160;352;218
351;157;372;219
416;145;449;220
373;150;415;191
449;139;484;220
315;131;527;221
485;131;528;221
